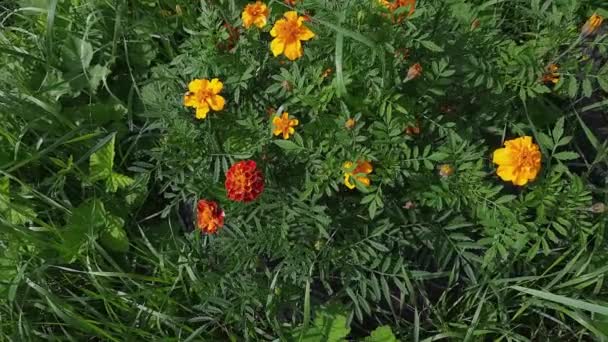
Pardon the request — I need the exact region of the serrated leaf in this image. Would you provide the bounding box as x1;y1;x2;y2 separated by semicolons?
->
107;172;134;193
552;117;564;142
273;139;302;151
100;214;129;253
429;152;449;161
420;40;443;52
568;76;578;98
582;78;593;98
90;135;116;182
364;326;398;342
295;308;350;342
60;200;106;263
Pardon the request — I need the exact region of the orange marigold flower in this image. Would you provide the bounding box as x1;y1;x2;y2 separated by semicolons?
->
184;78;226;119
438;164;455;178
270;11;315;61
272;112;299;139
345;118;356;129
492;136;541;186
225;160;265;202
343;161;373;189
196;200;225;234
406;63;422;81
242;2;269;29
542;64;560;86
581;13;603;37
284;0;298;5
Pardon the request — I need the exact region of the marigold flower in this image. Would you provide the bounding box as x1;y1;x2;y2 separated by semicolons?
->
379;0;416;23
196;200;225;234
322;68;333;78
242;2;269;29
272;112;299;139
581;13;603;37
284;0;298;5
225;160;265;202
405;121;421;135
343;161;373;189
406;63;422;81
492;136;541;186
270;11;315;61
438;164;455;178
542;64;560;86
184;78;226;119
345;118;356;129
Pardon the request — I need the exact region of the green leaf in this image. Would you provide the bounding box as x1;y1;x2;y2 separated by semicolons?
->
568;76;578;98
552;117;564;142
107;172;135;193
553;151;579;161
511;286;608;315
60;200;106;263
99;214;129;253
420;40;444;52
582;78;593;98
364;326;398;342
273;140;302;151
294;308;350;342
90;135;116;182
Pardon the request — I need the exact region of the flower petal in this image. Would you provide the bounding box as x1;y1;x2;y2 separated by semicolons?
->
492;148;512;165
357;176;371;187
184;93;197;107
209;78;223;94
284;11;298;21
196;105;210;119
188;79;205;92
284;40;302;60
344;174;355;189
270;20;284;37
298;26;315;41
206;95;225;111
496;165;515;182
270;38;285;56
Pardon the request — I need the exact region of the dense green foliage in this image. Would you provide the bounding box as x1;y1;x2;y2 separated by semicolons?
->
1;0;608;340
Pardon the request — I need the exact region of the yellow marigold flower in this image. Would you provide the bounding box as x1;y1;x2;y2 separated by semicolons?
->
581;13;603;37
492;136;541;186
272;112;299;139
242;2;269;29
343;161;373;189
270;11;315;61
438;164;455;178
184;78;226;119
345;118;356;129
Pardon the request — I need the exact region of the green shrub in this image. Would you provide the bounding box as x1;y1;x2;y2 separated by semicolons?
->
1;0;608;340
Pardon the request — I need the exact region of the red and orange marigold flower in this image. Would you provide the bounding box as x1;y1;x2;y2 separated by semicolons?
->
225;160;265;202
242;2;269;29
196;200;225;234
270;11;315;61
184;78;226;119
492;136;542;186
343;161;373;189
379;0;416;22
272;112;299;139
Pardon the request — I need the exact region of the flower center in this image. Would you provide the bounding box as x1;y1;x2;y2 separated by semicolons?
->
280;21;301;43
